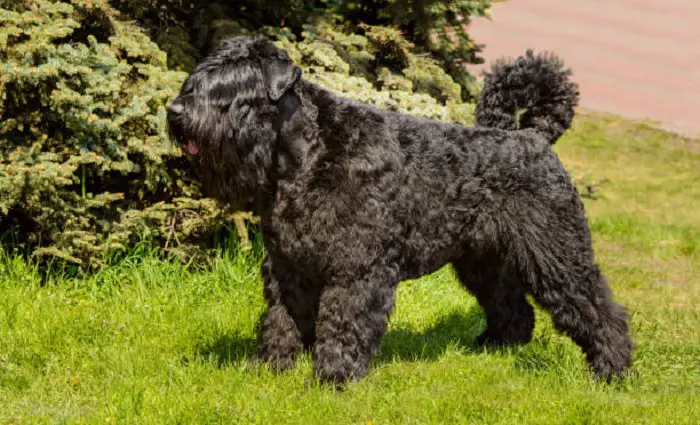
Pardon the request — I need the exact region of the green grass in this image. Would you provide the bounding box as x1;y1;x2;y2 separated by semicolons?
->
1;115;699;424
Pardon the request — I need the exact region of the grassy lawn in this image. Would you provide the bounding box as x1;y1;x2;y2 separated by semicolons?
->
1;116;699;424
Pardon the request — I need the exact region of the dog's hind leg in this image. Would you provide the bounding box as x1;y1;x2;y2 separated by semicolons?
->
527;255;633;381
313;275;397;387
453;252;535;346
259;256;319;372
499;200;634;381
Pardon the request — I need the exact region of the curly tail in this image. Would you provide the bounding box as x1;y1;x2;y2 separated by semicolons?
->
475;50;580;144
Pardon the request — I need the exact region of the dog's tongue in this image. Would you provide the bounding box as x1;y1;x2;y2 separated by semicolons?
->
187;140;199;155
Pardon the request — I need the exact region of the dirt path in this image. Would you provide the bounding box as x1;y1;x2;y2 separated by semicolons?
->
466;0;700;137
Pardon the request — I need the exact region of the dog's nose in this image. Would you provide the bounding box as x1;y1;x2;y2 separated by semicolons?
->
168;99;185;115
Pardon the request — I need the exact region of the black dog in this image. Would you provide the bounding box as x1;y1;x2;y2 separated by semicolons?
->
168;35;633;386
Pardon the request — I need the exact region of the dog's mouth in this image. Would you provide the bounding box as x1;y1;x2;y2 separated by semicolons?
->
186;139;200;155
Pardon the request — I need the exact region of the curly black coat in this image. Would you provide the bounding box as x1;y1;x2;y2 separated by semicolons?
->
168;35;633;386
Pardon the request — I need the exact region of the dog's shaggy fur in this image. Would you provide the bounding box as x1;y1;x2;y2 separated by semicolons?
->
168;35;633;386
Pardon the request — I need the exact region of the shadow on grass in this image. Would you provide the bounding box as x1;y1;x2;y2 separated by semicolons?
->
378;308;485;363
190;308;594;379
379;309;586;377
194;332;258;367
193;308;488;368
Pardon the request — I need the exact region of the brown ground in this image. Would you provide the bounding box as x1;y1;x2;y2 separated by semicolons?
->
466;0;700;137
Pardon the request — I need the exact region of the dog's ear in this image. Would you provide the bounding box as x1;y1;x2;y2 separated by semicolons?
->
262;57;301;102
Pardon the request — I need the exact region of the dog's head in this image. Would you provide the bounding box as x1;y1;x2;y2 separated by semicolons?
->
167;35;302;205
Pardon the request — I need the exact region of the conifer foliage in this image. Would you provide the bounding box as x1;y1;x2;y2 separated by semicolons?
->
0;0;233;266
0;0;494;267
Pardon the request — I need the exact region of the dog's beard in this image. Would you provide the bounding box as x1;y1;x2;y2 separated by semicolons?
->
180;110;278;209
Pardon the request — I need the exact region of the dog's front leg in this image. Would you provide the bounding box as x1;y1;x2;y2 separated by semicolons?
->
313;277;396;388
258;256;318;372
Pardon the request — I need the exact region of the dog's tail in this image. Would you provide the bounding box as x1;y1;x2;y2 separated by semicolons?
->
475;50;580;144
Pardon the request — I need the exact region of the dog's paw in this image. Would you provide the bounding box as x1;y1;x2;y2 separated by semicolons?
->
257;349;298;373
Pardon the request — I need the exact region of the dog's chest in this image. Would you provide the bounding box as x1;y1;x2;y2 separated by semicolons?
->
267;186;403;279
